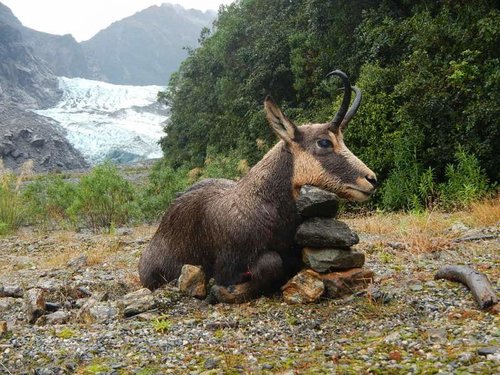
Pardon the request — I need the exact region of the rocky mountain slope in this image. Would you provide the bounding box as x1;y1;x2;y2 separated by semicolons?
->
0;19;59;108
0;107;88;171
81;4;215;85
0;2;100;81
1;2;215;86
0;3;87;171
21;30;102;81
0;1;215;171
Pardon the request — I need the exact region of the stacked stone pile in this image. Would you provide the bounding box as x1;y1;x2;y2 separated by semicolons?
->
282;185;374;304
176;185;374;304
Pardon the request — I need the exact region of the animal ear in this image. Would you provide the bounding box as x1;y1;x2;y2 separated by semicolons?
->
264;96;298;144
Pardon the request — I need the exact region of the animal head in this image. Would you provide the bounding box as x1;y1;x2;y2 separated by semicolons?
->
265;70;377;202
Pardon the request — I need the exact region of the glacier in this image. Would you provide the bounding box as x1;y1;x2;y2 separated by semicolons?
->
35;77;168;165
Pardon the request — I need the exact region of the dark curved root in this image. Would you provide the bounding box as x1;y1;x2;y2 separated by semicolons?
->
435;265;498;310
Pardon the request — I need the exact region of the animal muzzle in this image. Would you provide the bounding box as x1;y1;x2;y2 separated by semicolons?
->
344;170;378;202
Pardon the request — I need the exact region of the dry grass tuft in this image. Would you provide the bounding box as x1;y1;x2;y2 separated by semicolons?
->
465;196;500;227
39;232;128;269
397;211;454;253
42;247;81;269
347;196;499;238
86;241;123;266
400;227;453;254
347;209;455;254
132;224;157;237
348;213;403;235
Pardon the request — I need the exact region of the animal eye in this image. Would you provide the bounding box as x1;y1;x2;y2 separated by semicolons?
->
317;139;333;148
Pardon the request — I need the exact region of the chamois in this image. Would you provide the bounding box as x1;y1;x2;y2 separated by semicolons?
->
139;70;377;303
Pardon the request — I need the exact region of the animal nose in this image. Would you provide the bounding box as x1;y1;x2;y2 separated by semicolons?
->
365;174;378;188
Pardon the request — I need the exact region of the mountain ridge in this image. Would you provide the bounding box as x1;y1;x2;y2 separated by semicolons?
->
0;2;216;86
81;4;215;85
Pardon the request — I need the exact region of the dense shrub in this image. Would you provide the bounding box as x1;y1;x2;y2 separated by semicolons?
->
201;147;249;180
22;174;77;228
139;160;189;221
68;163;138;232
159;0;498;211
439;147;490;209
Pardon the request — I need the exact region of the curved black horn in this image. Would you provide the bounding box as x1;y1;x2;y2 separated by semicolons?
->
326;70;351;132
340;86;362;130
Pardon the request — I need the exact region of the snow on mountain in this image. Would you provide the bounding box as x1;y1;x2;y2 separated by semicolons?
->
36;77;168;164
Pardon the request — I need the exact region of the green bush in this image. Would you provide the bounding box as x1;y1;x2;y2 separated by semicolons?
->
381;144;490;211
22;174;77;228
380;127;422;211
159;0;498;211
140;151;250;222
417;167;438;211
68;163;138;232
0;162;31;235
202;147;249;180
439;146;490;209
139;160;189;221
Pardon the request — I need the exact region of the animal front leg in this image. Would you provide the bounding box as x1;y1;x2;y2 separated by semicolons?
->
210;251;284;303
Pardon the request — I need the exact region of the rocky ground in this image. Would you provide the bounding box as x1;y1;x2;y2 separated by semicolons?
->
0;210;498;374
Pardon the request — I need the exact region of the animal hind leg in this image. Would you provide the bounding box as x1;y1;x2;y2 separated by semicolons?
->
210;251;284;303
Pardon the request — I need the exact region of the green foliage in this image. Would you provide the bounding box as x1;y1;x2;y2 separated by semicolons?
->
152;315;172;333
0;163;30;235
439;146;490;209
418;168;437;211
157;0;497;211
354;2;499;183
382;144;489;211
202;147;249;180
22;174;77;228
55;327;76;339
139;160;189;221
81;362;111;375
68;163;138;232
380;129;426;211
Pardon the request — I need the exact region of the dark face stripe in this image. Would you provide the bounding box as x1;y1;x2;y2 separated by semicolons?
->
291;124;376;199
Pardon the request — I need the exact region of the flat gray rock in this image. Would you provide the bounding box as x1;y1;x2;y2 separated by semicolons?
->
89;303;119;322
296;185;339;218
295;218;359;248
0;284;23;298
303;248;365;273
121;288;156;317
36;310;70;325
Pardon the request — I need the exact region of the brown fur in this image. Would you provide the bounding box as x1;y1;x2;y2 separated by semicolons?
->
139;96;377;302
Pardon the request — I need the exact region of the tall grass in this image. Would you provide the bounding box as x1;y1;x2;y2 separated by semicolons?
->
0;161;33;234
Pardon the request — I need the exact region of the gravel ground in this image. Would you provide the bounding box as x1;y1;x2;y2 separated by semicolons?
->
0;220;498;374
